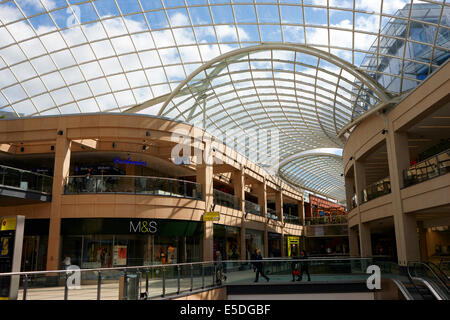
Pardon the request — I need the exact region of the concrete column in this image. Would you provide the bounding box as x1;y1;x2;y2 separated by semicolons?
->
299;198;305;222
275;190;283;223
386;127;420;266
197;141;214;262
345;173;356;210
281;232;286;257
417;221;428;262
360;223;373;257
349;226;360;257
353;160;372;257
256;179;268;257
256;178;267;218
47;131;71;270
232;166;246;260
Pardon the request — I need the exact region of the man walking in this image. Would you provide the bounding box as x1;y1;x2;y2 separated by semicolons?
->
299;250;311;281
254;249;270;283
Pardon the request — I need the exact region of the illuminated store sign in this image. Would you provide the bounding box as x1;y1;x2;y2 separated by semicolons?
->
129;220;157;234
113;157;147;167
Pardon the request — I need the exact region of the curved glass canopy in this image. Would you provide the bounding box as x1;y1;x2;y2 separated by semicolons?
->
0;0;449;202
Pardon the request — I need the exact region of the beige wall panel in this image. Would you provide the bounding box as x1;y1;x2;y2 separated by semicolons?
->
401;174;450;214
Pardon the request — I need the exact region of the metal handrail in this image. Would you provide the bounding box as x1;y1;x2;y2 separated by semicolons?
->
0;257;377;300
425;261;450;292
0;164;53;178
407;261;450;299
0;164;53;194
213;188;241;210
403;148;450;187
65;175;202;199
360;176;391;204
305;215;348;225
67;174;198;184
0;257;374;277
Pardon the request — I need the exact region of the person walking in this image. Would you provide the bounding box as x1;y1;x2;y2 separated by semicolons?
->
215;250;226;285
291;253;301;281
299;250;311;281
254;249;269;283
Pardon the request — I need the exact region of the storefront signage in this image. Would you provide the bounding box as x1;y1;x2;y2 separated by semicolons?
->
129;220;157;234
113;157;147;167
203;212;220;221
0;216;25;300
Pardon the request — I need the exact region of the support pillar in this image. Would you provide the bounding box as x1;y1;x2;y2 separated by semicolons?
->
386;127;420;266
418;221;428;262
256;178;268;257
349;226;360;257
47;130;71;271
197;141;214;262
360;223;373;257
232;165;246;260
345;173;356;211
354;160;372;257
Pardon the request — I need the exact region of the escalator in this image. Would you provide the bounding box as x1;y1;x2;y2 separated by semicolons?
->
377;259;449;300
405;262;450;300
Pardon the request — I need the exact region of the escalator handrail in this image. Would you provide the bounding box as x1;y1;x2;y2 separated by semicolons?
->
411;277;443;300
407;263;430;300
408;261;450;299
439;259;450;279
391;278;414;300
425;261;450;292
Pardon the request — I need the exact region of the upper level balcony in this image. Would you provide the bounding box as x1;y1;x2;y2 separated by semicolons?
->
64;175;203;200
213;189;241;211
267;208;280;221
305;215;348;225
360;177;391;204
0;164;53;203
403;148;450;188
283;214;303;226
244;200;262;216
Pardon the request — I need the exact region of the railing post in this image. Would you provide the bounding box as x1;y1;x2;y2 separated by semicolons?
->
97;271;102;300
145;269;149;295
23;275;28;301
136;270;141;299
64;272;69;300
190;264;193;292
123;269;128;300
177;265;181;295
162;267;166;297
201;264;205;289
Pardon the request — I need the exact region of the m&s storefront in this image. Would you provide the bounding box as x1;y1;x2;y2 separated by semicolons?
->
60;218;203;269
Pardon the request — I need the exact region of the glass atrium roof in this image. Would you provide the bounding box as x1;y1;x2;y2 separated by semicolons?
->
0;0;449;203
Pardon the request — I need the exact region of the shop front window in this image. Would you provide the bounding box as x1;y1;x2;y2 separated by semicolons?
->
214;225;241;261
60;218;203;269
268;233;282;257
245;229;264;259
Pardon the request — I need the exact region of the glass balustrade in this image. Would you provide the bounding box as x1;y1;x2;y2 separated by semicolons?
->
305;215;348;225
0;165;53;194
360;177;391;204
244;200;262;216
213;189;241;210
283;214;303;226
403;148;450;187
65;175;202;200
267;208;279;221
1;258;378;301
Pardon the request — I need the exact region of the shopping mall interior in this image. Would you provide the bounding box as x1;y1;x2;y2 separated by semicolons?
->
0;0;449;300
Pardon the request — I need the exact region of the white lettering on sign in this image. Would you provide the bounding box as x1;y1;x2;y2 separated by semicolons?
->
129;220;158;234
